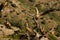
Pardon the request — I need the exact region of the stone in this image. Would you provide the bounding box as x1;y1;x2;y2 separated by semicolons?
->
40;37;49;40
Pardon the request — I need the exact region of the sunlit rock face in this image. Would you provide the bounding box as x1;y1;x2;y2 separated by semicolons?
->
0;24;14;35
0;24;20;36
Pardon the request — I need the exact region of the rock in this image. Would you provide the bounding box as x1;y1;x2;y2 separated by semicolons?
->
57;37;60;40
0;24;14;35
0;24;6;29
2;29;14;35
0;31;4;38
11;26;19;31
40;37;49;40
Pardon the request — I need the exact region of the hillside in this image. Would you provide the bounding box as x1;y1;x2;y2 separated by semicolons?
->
0;0;60;40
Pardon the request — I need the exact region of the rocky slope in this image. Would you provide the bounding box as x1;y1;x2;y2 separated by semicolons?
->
0;0;60;40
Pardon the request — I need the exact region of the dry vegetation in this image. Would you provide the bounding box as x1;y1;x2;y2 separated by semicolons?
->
0;0;60;40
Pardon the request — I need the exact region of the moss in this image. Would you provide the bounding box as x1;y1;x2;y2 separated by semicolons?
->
18;0;25;3
48;33;57;40
56;25;60;32
35;4;41;12
48;13;60;22
55;25;60;37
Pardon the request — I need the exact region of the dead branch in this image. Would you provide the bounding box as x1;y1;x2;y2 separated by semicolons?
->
41;8;60;15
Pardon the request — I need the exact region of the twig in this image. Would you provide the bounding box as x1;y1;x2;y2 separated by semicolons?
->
41;8;60;15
